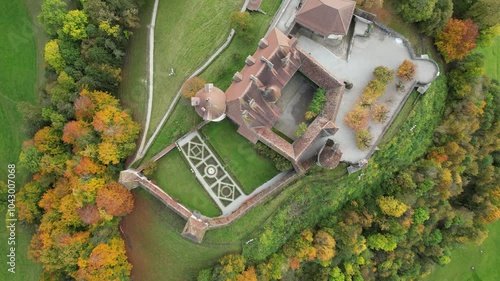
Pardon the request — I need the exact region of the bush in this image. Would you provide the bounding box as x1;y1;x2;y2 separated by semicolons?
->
142;161;157;176
344;107;369;131
255;142;293;172
304;111;316;121
181;77;206;99
306;88;327;118
397;60;416;82
295;122;308;138
372;103;390;123
373;66;395;84
355;129;373;150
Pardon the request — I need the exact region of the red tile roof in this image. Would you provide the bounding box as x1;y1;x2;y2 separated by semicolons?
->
296;0;356;36
247;0;263;11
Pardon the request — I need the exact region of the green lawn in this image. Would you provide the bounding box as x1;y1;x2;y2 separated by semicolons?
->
121;188;240;281
118;0;155;124
475;37;500;80
201;120;279;194
426;221;500;281
0;0;43;280
151;149;221;217
148;0;244;134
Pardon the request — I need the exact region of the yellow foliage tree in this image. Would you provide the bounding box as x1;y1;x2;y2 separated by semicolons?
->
377;196;408;217
44;39;65;73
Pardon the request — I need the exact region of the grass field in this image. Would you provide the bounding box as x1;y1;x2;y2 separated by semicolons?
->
121;188;240;281
201;120;279;194
475;37;500;80
118;0;154;124
148;0;244;134
426;221;500;281
0;0;42;280
151;149;221;217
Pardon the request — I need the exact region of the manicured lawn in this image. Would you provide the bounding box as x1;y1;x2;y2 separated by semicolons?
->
121;188;239;281
201;120;279;194
426;221;500;281
475;37;500;80
0;0;42;280
151;149;221;217
118;0;155;124
148;0;244;134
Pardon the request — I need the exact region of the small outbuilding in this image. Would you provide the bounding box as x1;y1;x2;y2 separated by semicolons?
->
295;0;356;38
191;83;227;122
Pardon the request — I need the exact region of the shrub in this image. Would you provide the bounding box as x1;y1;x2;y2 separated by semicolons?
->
255;142;293;172
142;161;157;176
304;111;316;121
181;77;206;99
397;60;416;81
307;88;327;117
355;129;373;150
373;66;395;84
344;107;369;131
372;103;390;123
295;122;308;137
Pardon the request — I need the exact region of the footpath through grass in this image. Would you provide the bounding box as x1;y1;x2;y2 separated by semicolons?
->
426;221;500;281
0;0;42;280
148;0;243;134
151;149;221;217
201;120;279;194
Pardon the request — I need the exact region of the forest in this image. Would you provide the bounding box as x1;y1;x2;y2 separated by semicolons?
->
1;0;143;279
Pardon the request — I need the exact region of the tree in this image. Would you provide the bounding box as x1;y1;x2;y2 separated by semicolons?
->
397;0;439;23
96;182;134;216
435;19;479;62
17;182;45;223
356;0;383;9
373;66;394;84
77;204;100;225
38;0;67;36
413;208;430;224
231;12;252;33
62;10;89;40
397;60;416;81
372;103;389;123
367;233;397;251
236;266;257;281
217;254;246;280
377;196;408;217
142;161;157;176
344;107;369;131
295;122;308;137
181;77;206;99
417;0;453;35
355;129;373;150
44;39;65;73
465;0;500;30
74;238;131;281
314;230;336;263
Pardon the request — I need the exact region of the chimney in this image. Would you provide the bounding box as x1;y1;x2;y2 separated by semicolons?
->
260;56;274;69
204;83;214;92
245;55;256;66
233;72;243;82
281;52;291;67
191;97;200;106
258;38;268;48
249;75;260;85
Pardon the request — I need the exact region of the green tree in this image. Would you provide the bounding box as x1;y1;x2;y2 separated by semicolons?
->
373;66;394;84
465;0;500;30
413;208;430;224
367;233;397;251
417;0;453;35
38;0;67;36
397;0;439;23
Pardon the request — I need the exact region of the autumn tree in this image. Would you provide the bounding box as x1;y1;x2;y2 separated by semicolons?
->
373;66;394;84
181;77;206;99
44;39;65;73
372;103;390;123
313;230;336;264
236;266;257;281
435;19;479;62
231;11;252;33
215;254;246;280
62;10;89;40
76;204;100;225
355;129;372;150
377;196;408;217
74;238;131;281
96;182;134;216
17;181;45;223
142;161;157;176
397;60;416;82
344;106;369;131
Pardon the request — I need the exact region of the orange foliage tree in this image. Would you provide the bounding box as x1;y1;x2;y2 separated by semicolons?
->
435;18;479;62
344;106;369;131
181;77;206;98
96;182;134;216
397;60;417;81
